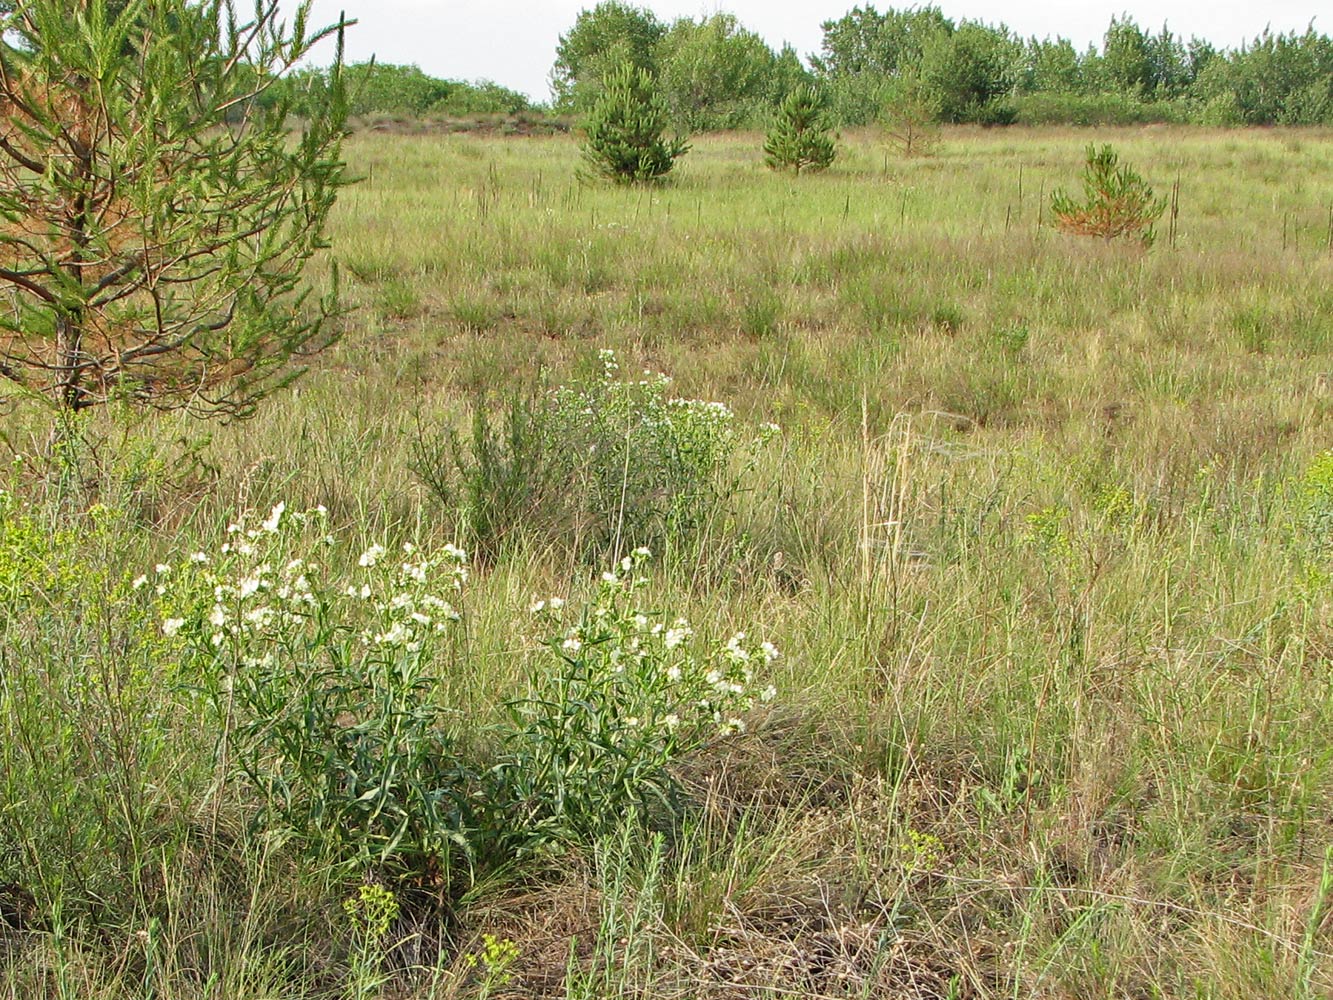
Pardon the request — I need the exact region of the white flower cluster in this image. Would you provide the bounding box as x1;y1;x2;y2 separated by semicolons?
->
536;547;779;741
151;504;467;662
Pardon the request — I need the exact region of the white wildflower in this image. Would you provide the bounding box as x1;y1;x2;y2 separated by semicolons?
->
358;544;386;568
161;618;186;637
132;575;148;590
261;502;285;534
372;622;411;646
664;619;692;649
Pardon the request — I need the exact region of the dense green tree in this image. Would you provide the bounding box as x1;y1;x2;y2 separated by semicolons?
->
1022;37;1083;94
275;64;531;120
920;20;1020;122
581;63;688;184
346;63;450;117
435;80;533;116
658;13;777;131
769;44;815;104
552;2;665;114
814;5;953;124
1190;27;1333;124
1187;37;1219;81
1101;15;1153;95
1145;24;1190;97
814;4;952;78
763;85;835;174
0;0;349;416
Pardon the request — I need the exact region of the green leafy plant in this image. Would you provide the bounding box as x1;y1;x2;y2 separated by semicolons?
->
411;386;566;566
463;932;520;999
1050;144;1166;246
581;62;689;184
411;350;778;563
763;85;836;174
157;504;779;906
0;0;349;417
502;549;777;846
160;504;485;895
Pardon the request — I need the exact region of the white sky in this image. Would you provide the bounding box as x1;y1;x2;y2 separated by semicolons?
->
282;1;1326;103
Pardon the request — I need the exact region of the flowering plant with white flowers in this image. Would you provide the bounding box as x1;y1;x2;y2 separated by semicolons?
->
412;349;779;565
543;350;778;556
155;503;479;884
152;506;779;889
502;547;778;845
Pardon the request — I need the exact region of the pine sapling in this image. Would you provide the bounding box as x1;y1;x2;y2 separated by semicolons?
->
764;86;836;175
581;63;688;185
1050;144;1166;246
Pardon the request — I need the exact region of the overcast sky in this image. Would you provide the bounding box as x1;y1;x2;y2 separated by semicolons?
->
282;1;1326;102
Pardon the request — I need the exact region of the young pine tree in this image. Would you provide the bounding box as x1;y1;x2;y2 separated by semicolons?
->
764;86;836;175
0;0;351;418
882;75;942;158
581;63;688;184
1050;144;1166;246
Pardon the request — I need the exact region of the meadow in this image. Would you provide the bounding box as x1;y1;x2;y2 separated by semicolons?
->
3;125;1333;999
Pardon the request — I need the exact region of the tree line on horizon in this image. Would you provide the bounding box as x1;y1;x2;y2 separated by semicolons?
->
278;3;1333;129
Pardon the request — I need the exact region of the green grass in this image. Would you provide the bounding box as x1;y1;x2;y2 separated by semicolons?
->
4;125;1333;998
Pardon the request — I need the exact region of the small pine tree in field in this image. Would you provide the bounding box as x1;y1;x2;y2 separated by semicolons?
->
882;75;941;158
0;0;350;418
764;86;835;175
1051;144;1166;246
581;63;688;184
